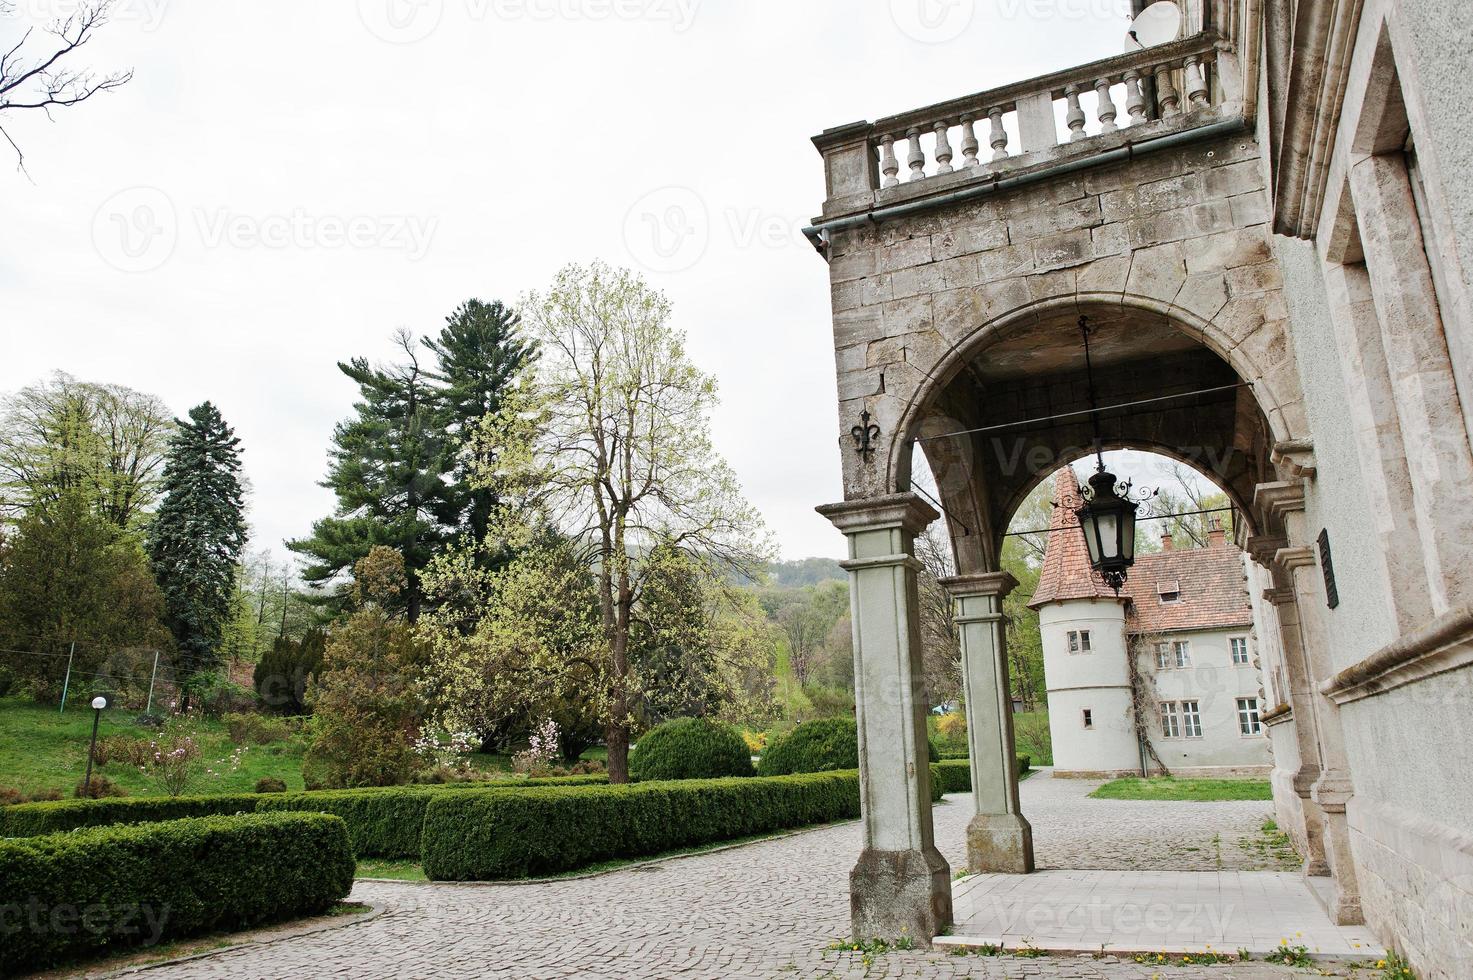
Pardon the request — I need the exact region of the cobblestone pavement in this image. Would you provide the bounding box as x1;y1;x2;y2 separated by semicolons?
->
136;773;1323;980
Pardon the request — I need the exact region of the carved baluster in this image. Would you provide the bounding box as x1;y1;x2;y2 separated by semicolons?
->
1123;69;1147;124
933;121;954;174
1095;77;1118;133
959;114;980;169
1064;84;1087;141
987;107;1008;160
1155;63;1181;115
879;134;900;188
1184;55;1210;108
906;127;926;181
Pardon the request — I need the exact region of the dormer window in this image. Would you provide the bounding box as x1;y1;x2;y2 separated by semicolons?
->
1158;579;1181;603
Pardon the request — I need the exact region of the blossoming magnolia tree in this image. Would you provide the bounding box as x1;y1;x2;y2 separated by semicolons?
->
420;263;774;783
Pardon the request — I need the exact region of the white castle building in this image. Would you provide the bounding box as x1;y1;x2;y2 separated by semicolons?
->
1030;467;1270;778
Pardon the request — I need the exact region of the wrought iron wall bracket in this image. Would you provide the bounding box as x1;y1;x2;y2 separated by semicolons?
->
851;411;880;460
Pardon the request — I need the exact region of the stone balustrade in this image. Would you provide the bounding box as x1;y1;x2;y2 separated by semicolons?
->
814;34;1240;210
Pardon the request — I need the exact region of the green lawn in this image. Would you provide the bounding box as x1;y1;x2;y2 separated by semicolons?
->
0;696;604;799
1089;776;1273;801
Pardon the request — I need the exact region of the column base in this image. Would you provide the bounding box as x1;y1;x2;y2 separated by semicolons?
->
967;812;1035;874
850;847;952;944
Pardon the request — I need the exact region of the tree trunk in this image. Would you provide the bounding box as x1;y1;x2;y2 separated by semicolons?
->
605;721;630;783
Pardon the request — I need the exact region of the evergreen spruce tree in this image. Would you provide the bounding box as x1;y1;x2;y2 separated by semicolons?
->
147;402;247;683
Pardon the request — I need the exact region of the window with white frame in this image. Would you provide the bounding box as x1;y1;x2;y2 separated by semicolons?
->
1155;642;1171;669
1181;700;1203;738
1067;630;1091;654
1237;698;1262;735
1173;640;1191;668
1159;701;1180;738
1230;637;1250;665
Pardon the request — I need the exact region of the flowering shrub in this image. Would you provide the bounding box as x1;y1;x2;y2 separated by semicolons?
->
512;719;561;776
741;730;766;754
413;730;478;772
143;729;202;797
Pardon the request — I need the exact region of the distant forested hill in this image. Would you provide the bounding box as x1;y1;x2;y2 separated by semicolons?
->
765;557;845;588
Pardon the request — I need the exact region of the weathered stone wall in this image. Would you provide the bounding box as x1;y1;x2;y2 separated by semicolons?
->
824;129;1306;519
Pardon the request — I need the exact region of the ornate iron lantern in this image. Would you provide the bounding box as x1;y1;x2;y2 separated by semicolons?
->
1072;315;1151;593
1076;466;1139;592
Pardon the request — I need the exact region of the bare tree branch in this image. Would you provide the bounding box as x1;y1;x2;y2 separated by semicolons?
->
0;0;133;172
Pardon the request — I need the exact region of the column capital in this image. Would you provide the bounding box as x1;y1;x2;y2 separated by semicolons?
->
817;493;939;536
939;571;1018;601
1264;586;1298;607
1246;534;1288;566
1252;480;1307;538
1275;545;1318;571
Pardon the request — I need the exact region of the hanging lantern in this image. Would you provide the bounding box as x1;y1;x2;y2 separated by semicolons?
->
1075;467;1140;593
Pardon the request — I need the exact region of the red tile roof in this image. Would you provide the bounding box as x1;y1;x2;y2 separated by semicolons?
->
1120;544;1253;634
1027;466;1253;633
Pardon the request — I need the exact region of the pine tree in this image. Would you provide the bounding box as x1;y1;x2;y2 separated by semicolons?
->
289;331;456;622
147;402;247;683
292;305;533;621
423;300;537;544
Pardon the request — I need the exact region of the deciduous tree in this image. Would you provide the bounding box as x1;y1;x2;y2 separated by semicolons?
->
0;371;172;532
476;262;772;782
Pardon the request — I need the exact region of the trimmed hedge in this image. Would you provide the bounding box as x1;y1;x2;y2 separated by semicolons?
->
422;771;871;880
757;718;939;776
0;774;610;849
629;718;755;781
0;794;262;838
0;812;354;974
928;756;1033;796
256;788;434;858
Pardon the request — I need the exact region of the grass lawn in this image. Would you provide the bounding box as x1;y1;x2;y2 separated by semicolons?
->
0;696;310;798
1089;776;1273;801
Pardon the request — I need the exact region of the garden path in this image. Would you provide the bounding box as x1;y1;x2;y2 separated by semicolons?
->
128;772;1356;979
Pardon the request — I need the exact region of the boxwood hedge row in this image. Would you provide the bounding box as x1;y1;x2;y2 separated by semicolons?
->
928;756;1032;796
0;812;354;974
422;770;907;881
0;794;263;838
0;774;609;852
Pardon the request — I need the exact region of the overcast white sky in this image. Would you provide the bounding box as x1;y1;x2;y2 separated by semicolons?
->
3;0;1149;562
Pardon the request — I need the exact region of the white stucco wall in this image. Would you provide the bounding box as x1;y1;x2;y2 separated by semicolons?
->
1039;599;1138;775
1139;627;1271;772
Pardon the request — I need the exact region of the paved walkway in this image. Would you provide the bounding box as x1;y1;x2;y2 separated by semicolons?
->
125;773;1371;979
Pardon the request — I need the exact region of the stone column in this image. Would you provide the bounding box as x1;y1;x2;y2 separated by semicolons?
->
941;572;1034;874
1276;543;1364;925
817;493;951;943
1256;480;1362;924
1259;575;1331;877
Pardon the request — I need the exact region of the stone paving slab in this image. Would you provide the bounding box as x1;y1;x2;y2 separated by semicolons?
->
122;772;1363;980
949;869;1383;961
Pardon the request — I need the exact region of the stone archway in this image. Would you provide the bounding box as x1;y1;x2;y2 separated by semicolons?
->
811;125;1342;942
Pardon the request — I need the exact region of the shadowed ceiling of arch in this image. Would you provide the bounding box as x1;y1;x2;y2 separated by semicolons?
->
915;307;1274;572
